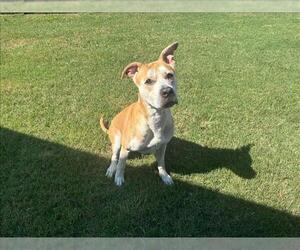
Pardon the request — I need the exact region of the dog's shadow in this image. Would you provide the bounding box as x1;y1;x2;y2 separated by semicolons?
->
3;127;300;237
165;137;256;179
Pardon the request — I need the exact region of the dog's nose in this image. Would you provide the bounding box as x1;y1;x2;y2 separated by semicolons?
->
160;87;174;98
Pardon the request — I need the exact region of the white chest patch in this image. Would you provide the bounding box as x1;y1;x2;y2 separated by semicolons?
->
128;107;174;154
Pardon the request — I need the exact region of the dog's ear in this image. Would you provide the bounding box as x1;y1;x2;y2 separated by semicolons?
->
159;42;178;67
121;62;142;79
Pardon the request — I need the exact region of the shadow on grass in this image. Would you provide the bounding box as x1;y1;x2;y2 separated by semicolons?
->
1;127;299;236
167;137;256;179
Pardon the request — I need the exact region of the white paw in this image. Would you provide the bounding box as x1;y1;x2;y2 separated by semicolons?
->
159;173;174;185
106;165;116;178
114;175;125;186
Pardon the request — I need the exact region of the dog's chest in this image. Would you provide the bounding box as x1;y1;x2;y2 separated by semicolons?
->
129;110;173;153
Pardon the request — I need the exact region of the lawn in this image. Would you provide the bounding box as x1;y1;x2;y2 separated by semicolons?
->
0;13;299;236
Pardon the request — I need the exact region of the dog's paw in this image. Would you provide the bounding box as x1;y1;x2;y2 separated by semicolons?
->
159;173;174;185
114;175;125;186
106;166;116;178
158;167;174;185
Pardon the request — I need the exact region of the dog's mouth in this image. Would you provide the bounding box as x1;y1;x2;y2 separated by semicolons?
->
163;98;178;108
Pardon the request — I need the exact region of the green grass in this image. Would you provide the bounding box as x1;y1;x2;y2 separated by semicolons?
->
1;13;300;236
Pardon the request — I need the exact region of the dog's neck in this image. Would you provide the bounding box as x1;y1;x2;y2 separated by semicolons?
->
137;94;170;123
138;95;171;147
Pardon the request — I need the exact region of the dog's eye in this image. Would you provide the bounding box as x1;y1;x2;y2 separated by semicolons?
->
166;73;174;79
144;79;153;85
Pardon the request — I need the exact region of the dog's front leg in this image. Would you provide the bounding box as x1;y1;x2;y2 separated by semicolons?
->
114;147;129;186
147;135;161;148
154;144;174;185
106;142;121;178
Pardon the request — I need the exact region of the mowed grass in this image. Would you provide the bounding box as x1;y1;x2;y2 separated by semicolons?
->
0;13;300;236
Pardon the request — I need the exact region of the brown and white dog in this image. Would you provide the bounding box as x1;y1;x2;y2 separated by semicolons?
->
100;42;179;186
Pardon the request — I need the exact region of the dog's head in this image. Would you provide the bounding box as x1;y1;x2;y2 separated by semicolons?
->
121;42;179;110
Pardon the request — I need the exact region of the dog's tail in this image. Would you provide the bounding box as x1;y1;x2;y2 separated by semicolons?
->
99;116;109;134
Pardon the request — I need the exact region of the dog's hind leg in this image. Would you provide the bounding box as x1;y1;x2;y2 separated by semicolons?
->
106;133;121;178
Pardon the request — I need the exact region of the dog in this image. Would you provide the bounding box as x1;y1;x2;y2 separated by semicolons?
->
100;42;179;186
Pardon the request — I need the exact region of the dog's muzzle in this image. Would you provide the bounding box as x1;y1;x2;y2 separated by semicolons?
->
160;87;178;108
163;98;178;108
